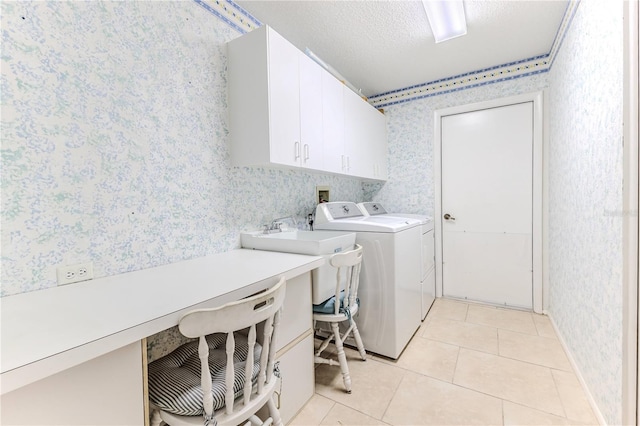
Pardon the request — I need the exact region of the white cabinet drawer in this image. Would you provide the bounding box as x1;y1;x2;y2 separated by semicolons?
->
276;333;314;424
276;272;313;352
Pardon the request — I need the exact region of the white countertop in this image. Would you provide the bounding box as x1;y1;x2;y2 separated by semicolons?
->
0;249;324;394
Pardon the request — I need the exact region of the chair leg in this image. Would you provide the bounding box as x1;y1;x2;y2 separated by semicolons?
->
150;409;162;426
267;395;283;426
315;333;333;358
350;319;367;361
248;414;271;426
331;322;352;393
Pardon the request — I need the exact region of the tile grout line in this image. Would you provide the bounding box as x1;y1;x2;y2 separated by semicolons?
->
453;348;574;421
451;341;462;385
378;362;410;423
438;303;541;335
459;340;575;372
318;399;337;426
549;366;572;422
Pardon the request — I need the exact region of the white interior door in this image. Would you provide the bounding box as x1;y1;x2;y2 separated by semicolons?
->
441;102;533;309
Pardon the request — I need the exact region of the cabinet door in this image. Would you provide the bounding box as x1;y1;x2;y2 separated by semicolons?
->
1;342;144;425
322;72;345;174
276;334;314;424
275;273;312;352
267;27;301;167
344;87;375;178
298;53;324;170
227;26;271;167
270;273;314;424
367;106;388;180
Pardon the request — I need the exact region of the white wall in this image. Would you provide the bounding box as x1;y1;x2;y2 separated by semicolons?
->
547;1;625;424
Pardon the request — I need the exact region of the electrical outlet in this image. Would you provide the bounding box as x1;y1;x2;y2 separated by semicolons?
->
57;262;94;286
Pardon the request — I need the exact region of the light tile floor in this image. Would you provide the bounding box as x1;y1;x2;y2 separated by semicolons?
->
290;298;599;426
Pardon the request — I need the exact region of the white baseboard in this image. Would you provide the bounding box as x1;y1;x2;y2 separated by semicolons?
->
544;310;608;425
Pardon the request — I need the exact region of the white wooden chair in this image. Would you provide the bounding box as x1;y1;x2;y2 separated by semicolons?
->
148;276;286;426
313;244;366;393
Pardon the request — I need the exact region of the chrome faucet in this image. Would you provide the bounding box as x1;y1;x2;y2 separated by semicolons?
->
263;216;298;234
262;221;284;234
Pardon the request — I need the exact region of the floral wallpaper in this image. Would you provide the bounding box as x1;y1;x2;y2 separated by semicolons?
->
0;0;365;360
0;1;364;299
547;1;624;424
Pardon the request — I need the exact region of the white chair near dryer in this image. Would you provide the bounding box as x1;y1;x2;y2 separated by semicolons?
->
312;244;367;393
148;277;286;426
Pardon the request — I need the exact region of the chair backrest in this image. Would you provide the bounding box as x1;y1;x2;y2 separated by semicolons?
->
329;244;363;315
177;276;286;422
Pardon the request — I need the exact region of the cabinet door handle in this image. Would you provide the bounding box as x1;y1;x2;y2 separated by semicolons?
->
294;141;300;160
346;156;350;171
304;144;310;161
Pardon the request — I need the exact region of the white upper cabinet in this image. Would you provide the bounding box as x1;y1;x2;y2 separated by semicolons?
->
321;71;345;175
344;87;373;178
344;88;388;180
368;102;388;180
228;25;315;169
266;26;302;167
298;53;324;170
228;25;386;181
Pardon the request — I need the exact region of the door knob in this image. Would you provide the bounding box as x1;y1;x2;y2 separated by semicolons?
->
444;213;456;221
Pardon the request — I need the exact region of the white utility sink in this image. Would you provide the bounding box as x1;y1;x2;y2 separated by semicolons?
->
241;230;355;256
242;230;356;304
240;229;356;305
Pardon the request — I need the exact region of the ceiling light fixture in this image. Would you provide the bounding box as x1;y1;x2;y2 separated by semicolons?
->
422;0;467;43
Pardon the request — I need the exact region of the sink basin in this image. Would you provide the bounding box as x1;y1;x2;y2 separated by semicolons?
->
242;230;357;304
241;230;356;256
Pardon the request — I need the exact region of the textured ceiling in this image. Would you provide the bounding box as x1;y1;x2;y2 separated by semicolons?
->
235;0;569;97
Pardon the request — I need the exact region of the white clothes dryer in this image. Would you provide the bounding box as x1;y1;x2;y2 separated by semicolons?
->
314;202;422;359
357;202;433;227
358;202;436;320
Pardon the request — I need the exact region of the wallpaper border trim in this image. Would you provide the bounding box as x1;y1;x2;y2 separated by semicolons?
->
193;0;260;34
195;0;579;107
548;1;581;69
369;58;549;108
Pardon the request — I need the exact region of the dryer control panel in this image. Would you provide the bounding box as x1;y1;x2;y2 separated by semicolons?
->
315;202;364;223
358;202;388;216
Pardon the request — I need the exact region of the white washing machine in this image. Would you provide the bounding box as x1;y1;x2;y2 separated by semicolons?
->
358;202;435;320
314;202;423;359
